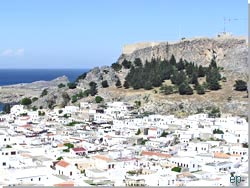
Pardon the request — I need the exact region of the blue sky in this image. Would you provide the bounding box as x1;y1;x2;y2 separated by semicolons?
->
0;0;247;69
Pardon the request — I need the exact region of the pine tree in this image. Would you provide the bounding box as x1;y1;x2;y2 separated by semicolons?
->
115;79;122;88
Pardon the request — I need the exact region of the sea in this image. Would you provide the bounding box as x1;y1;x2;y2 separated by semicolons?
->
0;69;89;111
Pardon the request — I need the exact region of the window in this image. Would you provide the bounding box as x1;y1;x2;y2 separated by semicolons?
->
70;171;72;176
39;178;41;181
2;162;6;166
4;138;6;141
31;178;33;181
11;151;16;155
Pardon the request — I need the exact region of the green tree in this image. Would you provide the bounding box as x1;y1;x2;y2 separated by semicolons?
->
101;80;109;88
71;95;78;103
208;107;221;118
234;80;247;91
40;89;48;97
3;104;11;114
111;62;122;72
67;82;77;89
32;97;38;102
115;79;122;88
134;58;142;67
198;65;206;77
122;59;132;69
95;96;103;103
75;72;87;83
20;98;32;105
195;84;205;95
178;83;193;95
135;129;141;135
123;80;130;89
89;82;97;96
169;54;177;66
160;85;175;95
58;83;66;88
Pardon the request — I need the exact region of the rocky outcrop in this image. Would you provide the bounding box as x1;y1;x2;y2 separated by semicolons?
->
0;76;69;104
118;35;248;77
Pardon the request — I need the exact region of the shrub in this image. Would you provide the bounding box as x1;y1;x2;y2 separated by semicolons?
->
95;96;103;103
67;82;77;89
32;97;38;102
196;84;205;95
171;167;181;172
123;81;129;89
40;89;48;97
234;80;247;91
122;59;132;69
57;156;63;160
75;72;87;83
20;98;32;105
58;83;66;88
135;129;141;135
115;79;122;88
213;129;224;134
111;63;122;72
208;107;221;118
101;80;109;88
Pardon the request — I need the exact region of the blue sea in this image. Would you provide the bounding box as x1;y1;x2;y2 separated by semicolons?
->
0;69;89;111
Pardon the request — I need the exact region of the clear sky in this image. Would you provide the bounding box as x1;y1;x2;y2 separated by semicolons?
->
0;0;247;69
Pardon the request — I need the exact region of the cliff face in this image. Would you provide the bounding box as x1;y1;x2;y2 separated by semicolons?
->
118;36;248;77
78;35;248;117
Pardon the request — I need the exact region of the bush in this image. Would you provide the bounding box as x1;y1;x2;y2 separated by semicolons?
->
71;95;78;103
123;81;129;89
32;97;38;102
196;84;205;95
3;104;11;114
101;80;109;88
20;98;32;105
38;111;45;116
178;83;193;95
160;85;175;95
234;80;247;91
135;129;141;135
40;89;48;97
58;83;66;88
213;129;224;134
134;58;142;67
89;82;98;96
95;96;103;103
171;167;182;173
111;62;122;72
208;107;221;118
75;72;87;83
115;79;122;88
64;143;74;149
122;59;132;69
57;156;63;160
32;106;37;111
67;82;77;89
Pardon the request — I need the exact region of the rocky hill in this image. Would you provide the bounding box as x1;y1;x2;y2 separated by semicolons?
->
0;35;248;117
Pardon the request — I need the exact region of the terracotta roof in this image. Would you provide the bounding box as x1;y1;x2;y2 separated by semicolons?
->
56;160;70;168
54;182;74;187
141;151;171;158
149;128;157;130
57;143;65;147
213;152;230;159
94;155;113;162
19;124;32;128
72;147;86;152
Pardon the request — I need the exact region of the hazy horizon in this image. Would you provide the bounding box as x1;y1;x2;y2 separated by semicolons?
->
0;0;247;69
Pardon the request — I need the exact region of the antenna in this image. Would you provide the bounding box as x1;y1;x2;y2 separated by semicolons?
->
223;17;247;33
